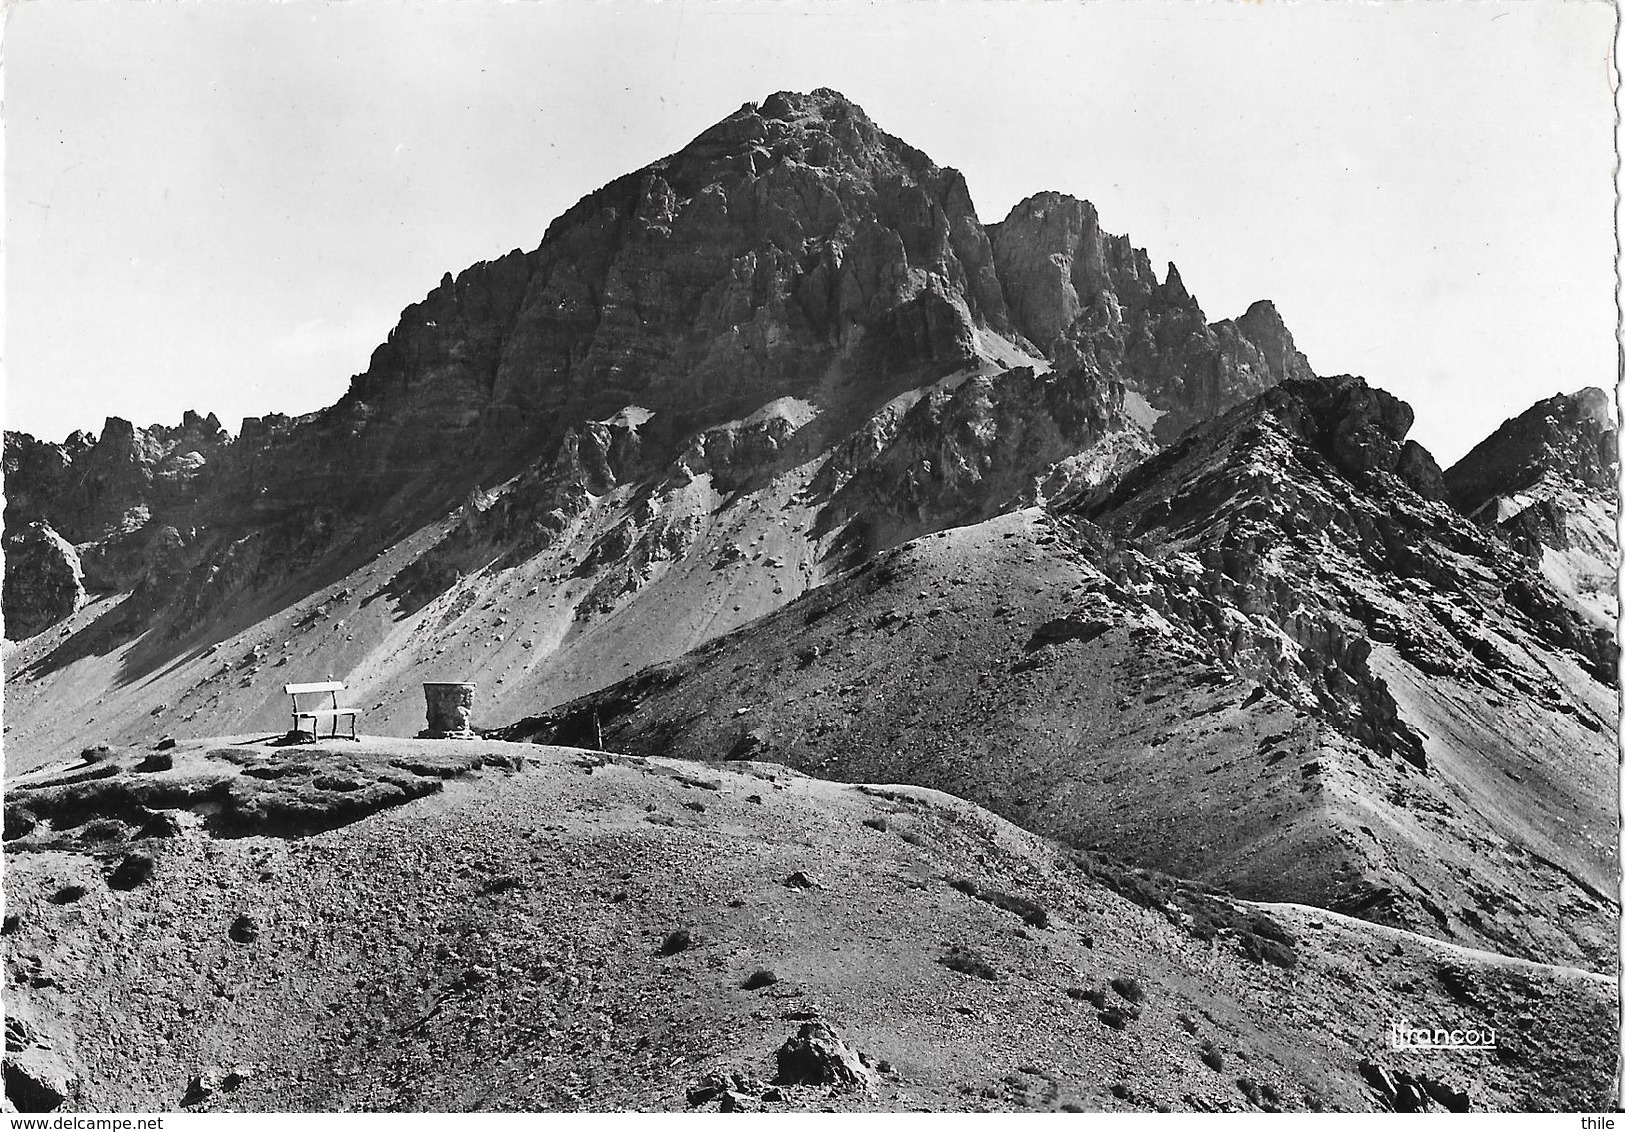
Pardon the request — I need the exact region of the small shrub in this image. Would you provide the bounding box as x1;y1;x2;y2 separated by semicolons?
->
1177;1012;1199;1034
3;807;38;841
1199;1042;1224;1072
1109;976;1145;1004
660;927;693;956
480;875;523;895
981;889;1050;929
1096;1004;1138;1030
899;831;925;846
1067;985;1108;1008
1237;1078;1261;1106
1073;852;1175;912
1249;914;1296;946
948;878;1050;928
938;945;998;981
862;817;888;832
743;968;779;990
108;852;156;891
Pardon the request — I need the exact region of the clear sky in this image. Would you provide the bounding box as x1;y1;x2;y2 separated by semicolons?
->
4;0;1617;466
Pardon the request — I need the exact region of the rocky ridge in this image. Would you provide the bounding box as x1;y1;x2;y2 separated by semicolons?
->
990;193;1314;442
1444;387;1618;627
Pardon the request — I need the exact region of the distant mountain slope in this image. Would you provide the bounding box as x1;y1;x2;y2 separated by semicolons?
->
494;376;1617;972
3;737;1613;1112
1444;387;1617;629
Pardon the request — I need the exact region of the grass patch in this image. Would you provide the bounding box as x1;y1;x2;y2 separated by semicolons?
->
1067;985;1108;1008
1096;1004;1139;1030
983;890;1050;928
945;877;1051;928
80;818;129;842
938;945;999;981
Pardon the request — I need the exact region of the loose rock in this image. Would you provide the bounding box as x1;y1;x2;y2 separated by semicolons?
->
774;1021;872;1091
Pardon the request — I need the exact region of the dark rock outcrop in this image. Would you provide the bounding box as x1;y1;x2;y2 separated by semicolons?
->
818;363;1154;547
1445;387;1616;517
3;523;86;640
1074;375;1616;759
774;1022;872;1090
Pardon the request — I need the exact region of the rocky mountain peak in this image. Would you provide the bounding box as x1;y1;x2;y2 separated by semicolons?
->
6;89;1620;1117
1440;387;1617;627
340;88;1017;493
1444;387;1618;517
1231;299;1315;385
990;193;1314;443
657;87;912;188
1159;261;1191;304
990;192;1156;350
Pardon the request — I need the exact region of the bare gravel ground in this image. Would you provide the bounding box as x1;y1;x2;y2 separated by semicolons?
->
3;737;1614;1112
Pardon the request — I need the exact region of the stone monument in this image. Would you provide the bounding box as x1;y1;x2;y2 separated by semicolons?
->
419;681;477;739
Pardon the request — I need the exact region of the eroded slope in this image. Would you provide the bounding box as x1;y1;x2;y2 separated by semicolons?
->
496;377;1617;972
